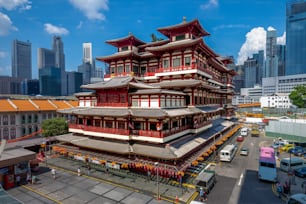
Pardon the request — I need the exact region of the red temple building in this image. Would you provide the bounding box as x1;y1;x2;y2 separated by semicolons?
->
56;18;238;179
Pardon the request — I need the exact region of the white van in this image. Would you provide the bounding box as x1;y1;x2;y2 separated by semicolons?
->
287;193;306;204
280;157;305;172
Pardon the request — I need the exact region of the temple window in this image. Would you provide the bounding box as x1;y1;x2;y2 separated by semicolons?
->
121;46;128;51
118;121;125;129
111;67;115;74
173;57;181;67
117;65;123;73
125;65;130;73
105;121;113;128
163;59;169;68
173;120;178;128
133;65;139;74
140;66;146;74
184;56;191;66
175;34;185;41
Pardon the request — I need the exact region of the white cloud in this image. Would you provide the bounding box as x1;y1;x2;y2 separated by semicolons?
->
277;32;286;45
237;27;287;65
137;19;142;24
0;0;32;10
237;27;266;65
77;21;83;29
44;23;69;35
0;12;18;36
69;0;108;20
267;26;276;31
200;0;218;10
0;51;7;58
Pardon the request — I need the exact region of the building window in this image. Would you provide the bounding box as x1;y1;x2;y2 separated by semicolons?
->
105;121;113;128
184;56;191;66
3;128;9;140
175;34;185;41
173;58;181;67
117;65;123;73
125;65;130;73
121;46;128;51
10;127;16;139
34;114;38;123
133;66;139;74
118;121;125;129
10;115;15;125
120;93;127;103
28;115;32;123
163;59;169;68
3;115;8;125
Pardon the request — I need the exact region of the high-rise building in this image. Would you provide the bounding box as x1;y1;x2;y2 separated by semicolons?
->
83;43;93;64
52;36;65;71
265;29;278;78
37;48;55;69
244;57;258;88
65;71;83;96
21;79;39;95
276;44;286;76
253;50;264;84
11;39;32;80
39;66;61;96
285;0;306;75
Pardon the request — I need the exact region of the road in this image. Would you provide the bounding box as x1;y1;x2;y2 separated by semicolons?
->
207;133;284;204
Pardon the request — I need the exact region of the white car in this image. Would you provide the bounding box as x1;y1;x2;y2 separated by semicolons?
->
240;147;249;156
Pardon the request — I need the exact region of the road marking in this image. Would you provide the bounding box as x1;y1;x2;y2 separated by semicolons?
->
238;172;244;186
22;185;62;204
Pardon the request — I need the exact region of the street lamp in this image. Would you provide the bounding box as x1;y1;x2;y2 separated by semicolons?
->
154;162;160;200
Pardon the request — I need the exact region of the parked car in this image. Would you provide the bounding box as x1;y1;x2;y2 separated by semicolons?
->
281;144;295;152
294;167;306;178
240;147;249;156
236;136;244;142
290;146;306;156
271;142;284;149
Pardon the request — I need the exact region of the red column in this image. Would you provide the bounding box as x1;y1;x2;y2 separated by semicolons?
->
158;94;161;107
148;95;151;107
191;89;195;106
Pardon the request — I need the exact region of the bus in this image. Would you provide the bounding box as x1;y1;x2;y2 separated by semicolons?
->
220;144;237;162
240;127;248;136
258;147;277;182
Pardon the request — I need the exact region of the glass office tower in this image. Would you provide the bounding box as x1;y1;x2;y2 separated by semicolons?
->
285;0;306;75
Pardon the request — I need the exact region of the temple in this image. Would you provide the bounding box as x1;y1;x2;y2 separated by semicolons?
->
56;18;237;179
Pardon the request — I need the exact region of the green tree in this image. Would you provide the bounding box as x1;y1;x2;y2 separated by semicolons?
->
289;85;306;108
42;117;68;137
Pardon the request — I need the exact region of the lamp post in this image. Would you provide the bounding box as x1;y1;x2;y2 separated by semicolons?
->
154;162;160;200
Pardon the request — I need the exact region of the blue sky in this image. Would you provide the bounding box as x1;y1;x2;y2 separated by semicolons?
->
0;0;287;79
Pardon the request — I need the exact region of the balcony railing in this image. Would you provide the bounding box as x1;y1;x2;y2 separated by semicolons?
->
96;102;128;107
84;126;129;135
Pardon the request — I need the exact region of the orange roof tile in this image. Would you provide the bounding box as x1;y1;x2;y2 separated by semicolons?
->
51;100;72;109
0;99;17;112
10;100;38;111
67;100;78;107
31;100;56;111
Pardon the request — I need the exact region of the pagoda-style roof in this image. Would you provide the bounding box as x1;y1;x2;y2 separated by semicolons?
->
157;19;210;38
130;88;186;96
138;39;170;49
146;38;202;53
81;76;133;90
96;50;139;63
74;92;96;97
81;76;158;90
105;34;145;48
151;79;202;88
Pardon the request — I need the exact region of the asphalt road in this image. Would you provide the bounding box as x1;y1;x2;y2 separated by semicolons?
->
207;132;284;204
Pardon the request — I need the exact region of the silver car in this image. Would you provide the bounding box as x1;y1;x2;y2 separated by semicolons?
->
240;147;249;156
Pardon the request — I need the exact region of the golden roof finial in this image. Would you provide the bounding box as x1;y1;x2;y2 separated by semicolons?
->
183;16;186;23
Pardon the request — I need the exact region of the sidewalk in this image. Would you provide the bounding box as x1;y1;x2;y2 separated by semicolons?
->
45;156;196;203
272;157;306;202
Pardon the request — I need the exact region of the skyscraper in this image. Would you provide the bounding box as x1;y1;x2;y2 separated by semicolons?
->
285;0;306;75
11;39;32;80
276;44;286;76
37;48;55;69
52;36;65;71
265;29;278;78
83;42;93;64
